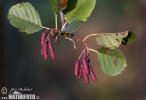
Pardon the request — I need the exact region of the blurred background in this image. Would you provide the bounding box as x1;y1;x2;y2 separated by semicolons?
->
0;0;146;100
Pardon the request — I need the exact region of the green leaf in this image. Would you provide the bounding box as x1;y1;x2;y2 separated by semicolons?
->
122;31;136;45
62;20;82;33
63;0;96;23
96;31;136;49
48;0;60;13
98;48;127;76
63;0;78;14
8;2;43;34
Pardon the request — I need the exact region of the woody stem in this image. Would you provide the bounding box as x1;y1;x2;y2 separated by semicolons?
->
43;26;51;30
78;47;87;59
82;34;99;55
88;48;99;54
55;13;58;30
83;34;99;42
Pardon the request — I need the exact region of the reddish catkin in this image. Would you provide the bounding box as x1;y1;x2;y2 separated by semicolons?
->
77;68;83;79
82;58;89;74
82;68;89;84
42;42;48;60
74;59;80;76
89;66;97;82
41;31;46;46
48;42;55;60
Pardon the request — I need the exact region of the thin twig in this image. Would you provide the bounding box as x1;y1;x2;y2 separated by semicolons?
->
82;34;99;55
83;34;99;42
55;13;58;30
78;47;87;59
60;12;65;26
61;22;68;31
43;26;51;30
45;31;51;42
83;41;89;54
89;48;99;54
65;37;77;49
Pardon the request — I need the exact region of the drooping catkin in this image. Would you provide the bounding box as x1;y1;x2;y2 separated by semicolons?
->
77;68;83;79
82;58;89;74
43;42;48;60
89;66;97;82
41;31;46;46
48;42;55;60
82;68;89;84
74;59;80;76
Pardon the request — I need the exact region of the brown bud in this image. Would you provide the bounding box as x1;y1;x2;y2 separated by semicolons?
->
57;0;68;10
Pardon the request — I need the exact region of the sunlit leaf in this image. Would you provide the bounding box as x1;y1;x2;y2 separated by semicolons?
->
98;48;127;76
96;31;136;49
63;0;77;14
48;0;60;13
8;2;43;34
63;0;96;23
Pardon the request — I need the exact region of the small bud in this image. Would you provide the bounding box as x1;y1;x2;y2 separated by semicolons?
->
57;0;68;10
42;42;48;60
74;59;80;76
48;42;55;60
82;68;89;84
82;58;89;74
89;66;97;82
41;31;46;46
77;68;82;79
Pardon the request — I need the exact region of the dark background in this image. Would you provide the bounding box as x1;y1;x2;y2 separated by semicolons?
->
1;0;146;100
